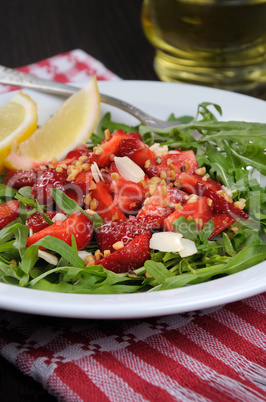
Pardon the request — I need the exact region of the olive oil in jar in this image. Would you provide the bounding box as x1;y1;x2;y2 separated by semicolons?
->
141;0;266;91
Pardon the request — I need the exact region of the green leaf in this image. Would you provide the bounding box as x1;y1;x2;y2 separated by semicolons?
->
34;236;85;268
144;260;174;284
51;188;103;228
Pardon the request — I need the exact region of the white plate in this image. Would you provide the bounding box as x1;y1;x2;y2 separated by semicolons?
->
0;81;265;319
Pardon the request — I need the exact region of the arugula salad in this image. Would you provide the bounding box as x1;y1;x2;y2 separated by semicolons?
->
0;102;265;294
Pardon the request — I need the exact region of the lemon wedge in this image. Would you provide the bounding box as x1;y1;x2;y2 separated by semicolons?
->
5;77;100;170
0;92;37;172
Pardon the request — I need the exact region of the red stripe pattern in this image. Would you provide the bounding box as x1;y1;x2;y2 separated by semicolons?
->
0;51;265;401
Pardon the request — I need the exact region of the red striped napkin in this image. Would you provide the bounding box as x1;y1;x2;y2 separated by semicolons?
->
0;49;265;401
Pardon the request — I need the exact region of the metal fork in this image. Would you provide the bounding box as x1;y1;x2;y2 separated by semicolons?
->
0;65;179;129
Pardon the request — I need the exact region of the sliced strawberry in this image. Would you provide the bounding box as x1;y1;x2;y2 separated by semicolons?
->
0;200;20;230
26;210;58;233
137;186;184;228
109;162;147;199
90;181;126;222
4;169;37;189
145;150;198;180
179;173;223;193
95;231;152;273
26;210;93;250
114;194;143;215
72;171;93;195
32;168;68;205
164;196;213;231
95;216;160;252
119;138;156;168
65;144;92;160
97;130;142;167
209;213;236;239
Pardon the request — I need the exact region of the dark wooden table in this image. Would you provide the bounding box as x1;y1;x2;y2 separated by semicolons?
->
0;1;265;401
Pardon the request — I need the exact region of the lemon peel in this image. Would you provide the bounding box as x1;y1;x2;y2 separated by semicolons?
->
0;91;37;172
5;77;100;170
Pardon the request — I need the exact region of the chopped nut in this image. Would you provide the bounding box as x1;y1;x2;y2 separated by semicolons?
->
85;255;96;266
202;174;210;181
144;159;151;168
217;190;233;203
112;241;124;250
79;155;89;162
90;198;98;210
187;216;193;221
103;250;111;257
195;218;203;227
169;170;176;180
94;249;103;261
195;167;206;176
234;200;245;210
56;166;63;173
231;226;239;233
207;198;213;207
161;185;167;196
175;203;183;210
149;185;157;195
89;180;97;190
84;193;91;205
82;163;90;171
169;163;177;172
155;157;162;164
174;179;181;187
104;129;111;140
187;194;199;204
166;158;173;166
111;172;120;181
93;145;103;155
184;161;190;171
160;171;167;180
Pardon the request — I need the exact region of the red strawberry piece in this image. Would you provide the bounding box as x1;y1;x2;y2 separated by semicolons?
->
0;200;20;230
109;162;147;199
179;173;223;193
26;210;93;250
181;177;249;219
164;196;213;231
119;138;156;168
90;181;126;222
114;194;143;215
95;231;152;273
65;144;92;160
209;212;236;239
31;168;68;205
26;210;58;233
145;150;198;180
137;186;184;228
4;169;37;189
97;130;142;168
95;215;160;252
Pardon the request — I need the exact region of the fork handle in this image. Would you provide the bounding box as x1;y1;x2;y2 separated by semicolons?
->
0;65;160;126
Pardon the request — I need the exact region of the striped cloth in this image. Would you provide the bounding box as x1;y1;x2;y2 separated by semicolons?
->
0;50;265;401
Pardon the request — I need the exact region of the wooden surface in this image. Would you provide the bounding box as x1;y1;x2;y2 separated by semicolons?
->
0;1;265;401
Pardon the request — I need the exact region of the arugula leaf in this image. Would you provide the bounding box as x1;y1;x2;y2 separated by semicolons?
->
51;188;104;229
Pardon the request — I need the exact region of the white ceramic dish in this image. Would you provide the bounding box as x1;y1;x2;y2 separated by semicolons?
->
0;81;265;319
